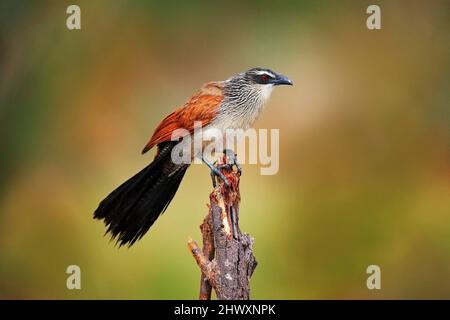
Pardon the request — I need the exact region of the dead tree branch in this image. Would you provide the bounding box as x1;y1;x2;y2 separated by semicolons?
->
188;155;257;300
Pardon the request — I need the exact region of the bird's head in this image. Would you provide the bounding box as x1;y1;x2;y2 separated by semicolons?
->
217;68;293;128
225;67;293;106
242;68;293;87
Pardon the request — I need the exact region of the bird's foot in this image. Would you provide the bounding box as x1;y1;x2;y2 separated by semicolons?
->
202;156;230;188
223;149;242;176
209;164;230;188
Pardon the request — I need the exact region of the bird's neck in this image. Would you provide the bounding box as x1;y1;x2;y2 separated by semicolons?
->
214;82;273;130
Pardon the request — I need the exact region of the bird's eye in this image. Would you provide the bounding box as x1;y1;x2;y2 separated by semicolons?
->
259;75;268;82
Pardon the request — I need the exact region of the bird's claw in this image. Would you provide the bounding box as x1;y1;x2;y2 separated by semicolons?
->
205;150;241;188
223;149;242;176
210;165;230;188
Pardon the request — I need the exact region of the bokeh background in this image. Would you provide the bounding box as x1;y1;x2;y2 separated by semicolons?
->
0;0;449;299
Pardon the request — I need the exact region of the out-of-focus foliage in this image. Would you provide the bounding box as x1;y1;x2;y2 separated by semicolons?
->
0;0;449;299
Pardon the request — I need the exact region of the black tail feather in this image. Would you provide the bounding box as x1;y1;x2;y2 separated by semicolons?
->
94;142;188;247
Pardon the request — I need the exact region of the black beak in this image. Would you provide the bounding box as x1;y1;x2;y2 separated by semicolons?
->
273;73;293;86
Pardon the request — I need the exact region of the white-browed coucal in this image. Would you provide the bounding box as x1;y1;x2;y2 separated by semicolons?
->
94;68;293;246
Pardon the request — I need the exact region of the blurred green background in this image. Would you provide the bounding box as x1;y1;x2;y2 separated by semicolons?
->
0;0;449;299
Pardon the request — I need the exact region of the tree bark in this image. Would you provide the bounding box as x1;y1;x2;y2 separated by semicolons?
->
188;156;257;300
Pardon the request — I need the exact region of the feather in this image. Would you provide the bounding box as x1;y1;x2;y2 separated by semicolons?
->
142;82;223;153
94;142;188;246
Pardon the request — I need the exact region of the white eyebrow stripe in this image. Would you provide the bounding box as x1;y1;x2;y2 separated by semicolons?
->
255;70;276;78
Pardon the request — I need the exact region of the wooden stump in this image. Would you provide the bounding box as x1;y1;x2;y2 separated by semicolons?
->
188;156;257;300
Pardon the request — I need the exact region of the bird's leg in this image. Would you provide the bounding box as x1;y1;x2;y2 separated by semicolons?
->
202;157;230;188
223;149;242;176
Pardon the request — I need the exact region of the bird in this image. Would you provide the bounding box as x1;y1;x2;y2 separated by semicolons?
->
93;67;293;246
